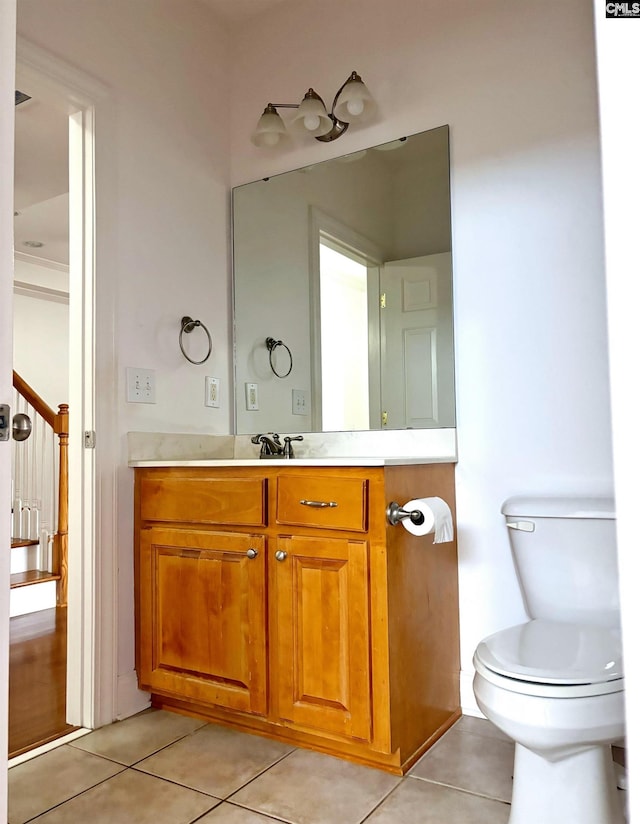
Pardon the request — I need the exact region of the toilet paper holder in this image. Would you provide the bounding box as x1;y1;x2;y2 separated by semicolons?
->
386;501;426;527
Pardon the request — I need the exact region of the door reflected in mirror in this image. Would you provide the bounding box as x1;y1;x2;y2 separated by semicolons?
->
232;125;454;435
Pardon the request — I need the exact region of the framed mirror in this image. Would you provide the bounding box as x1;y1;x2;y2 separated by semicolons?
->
232;125;454;435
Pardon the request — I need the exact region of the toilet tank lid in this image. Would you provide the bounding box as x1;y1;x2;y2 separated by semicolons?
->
501;496;615;519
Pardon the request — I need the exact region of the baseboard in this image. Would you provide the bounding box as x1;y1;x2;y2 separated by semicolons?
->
116;668;482;726
116;670;151;721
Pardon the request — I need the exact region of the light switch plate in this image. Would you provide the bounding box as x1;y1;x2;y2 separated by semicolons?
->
292;389;308;416
205;376;220;408
126;368;156;403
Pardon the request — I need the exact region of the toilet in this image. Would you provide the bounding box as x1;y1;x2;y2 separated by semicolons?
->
472;496;625;824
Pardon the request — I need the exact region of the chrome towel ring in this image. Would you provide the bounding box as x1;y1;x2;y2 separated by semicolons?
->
266;336;293;378
179;316;212;364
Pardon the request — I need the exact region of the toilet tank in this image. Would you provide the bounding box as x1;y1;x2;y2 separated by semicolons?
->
502;496;619;628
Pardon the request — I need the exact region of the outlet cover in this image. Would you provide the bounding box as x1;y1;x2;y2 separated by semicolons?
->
126;368;156;404
205;376;220;408
245;382;259;411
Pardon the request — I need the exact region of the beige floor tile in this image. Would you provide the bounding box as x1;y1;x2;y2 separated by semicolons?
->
136;724;294;797
8;745;125;824
230;748;400;824
26;769;219;824
366;776;511;824
198;802;290;823
410;727;514;802
70;708;207;765
454;714;512;741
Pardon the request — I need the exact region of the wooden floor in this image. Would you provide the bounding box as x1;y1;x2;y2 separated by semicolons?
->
9;606;78;758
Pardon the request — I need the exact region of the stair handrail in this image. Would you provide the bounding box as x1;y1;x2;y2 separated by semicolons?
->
12;370;69;606
13;370;56;427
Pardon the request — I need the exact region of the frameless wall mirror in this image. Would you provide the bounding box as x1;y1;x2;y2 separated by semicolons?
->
232;124;454;435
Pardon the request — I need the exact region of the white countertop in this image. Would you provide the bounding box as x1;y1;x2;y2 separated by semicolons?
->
129;456;453;468
127;429;458;466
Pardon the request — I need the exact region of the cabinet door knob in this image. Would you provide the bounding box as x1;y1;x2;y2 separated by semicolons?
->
275;550;288;562
246;548;259;559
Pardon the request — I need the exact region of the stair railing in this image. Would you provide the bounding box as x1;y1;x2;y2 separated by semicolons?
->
12;370;68;606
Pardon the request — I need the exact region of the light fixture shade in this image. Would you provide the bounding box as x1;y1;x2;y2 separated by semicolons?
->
251;105;286;148
333;72;376;123
291;90;333;137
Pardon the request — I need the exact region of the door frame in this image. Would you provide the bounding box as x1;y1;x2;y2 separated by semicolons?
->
308;207;383;431
15;37;115;731
1;2;18;814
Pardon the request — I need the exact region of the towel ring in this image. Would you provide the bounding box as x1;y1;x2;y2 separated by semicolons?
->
266;336;293;378
179;316;212;364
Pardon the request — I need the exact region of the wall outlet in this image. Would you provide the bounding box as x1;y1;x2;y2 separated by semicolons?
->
205;376;220;408
292;388;308;416
245;382;259;411
126;368;156;403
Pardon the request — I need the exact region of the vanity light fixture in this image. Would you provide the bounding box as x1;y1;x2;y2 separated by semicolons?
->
251;71;376;148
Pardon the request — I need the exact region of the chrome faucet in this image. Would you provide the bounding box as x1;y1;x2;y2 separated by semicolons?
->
251;433;304;459
251;433;284;458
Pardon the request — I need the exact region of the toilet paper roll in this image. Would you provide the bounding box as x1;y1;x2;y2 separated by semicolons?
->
401;497;454;543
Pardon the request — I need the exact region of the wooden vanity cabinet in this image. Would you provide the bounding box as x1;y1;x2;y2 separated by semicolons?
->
134;463;460;774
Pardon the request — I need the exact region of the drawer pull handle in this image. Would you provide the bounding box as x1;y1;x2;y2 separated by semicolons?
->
246;548;259;559
299;499;338;508
275;550;288;562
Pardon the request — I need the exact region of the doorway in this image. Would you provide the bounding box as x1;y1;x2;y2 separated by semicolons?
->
11;87;73;757
309;208;383;431
10;38;100;758
318;241;371;431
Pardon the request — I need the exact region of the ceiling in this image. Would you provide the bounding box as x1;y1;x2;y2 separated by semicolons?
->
13;0;294;274
14;94;69;269
197;0;291;23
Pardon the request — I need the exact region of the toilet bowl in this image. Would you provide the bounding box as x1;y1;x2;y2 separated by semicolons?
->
472;497;625;824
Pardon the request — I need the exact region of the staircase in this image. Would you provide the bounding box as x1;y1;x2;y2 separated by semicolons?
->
11;370;68;615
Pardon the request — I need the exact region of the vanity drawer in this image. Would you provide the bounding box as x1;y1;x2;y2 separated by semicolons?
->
276;474;368;532
140;476;267;526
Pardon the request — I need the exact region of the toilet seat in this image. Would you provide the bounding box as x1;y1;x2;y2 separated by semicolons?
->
474;619;624;698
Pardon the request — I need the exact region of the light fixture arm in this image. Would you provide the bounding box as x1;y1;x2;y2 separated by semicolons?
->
312;74;364;143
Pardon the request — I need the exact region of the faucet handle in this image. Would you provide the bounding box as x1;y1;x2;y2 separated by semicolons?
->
251;433;282;445
283;435;304;458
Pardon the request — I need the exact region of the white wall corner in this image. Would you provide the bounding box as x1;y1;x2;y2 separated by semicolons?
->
460;669;483;718
116;670;151;721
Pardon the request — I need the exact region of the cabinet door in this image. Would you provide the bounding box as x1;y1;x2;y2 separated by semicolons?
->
273;534;371;742
138;527;267;715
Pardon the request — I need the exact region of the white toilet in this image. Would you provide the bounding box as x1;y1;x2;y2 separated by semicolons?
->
472;496;625;824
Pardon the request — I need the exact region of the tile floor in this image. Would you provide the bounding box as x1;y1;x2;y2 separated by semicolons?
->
7;710;513;823
5;709;621;824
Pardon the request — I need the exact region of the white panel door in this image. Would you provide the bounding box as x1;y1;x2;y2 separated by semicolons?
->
380;253;454;429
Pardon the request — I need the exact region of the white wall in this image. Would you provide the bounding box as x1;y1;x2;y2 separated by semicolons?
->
13;258;69;410
229;0;612;711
